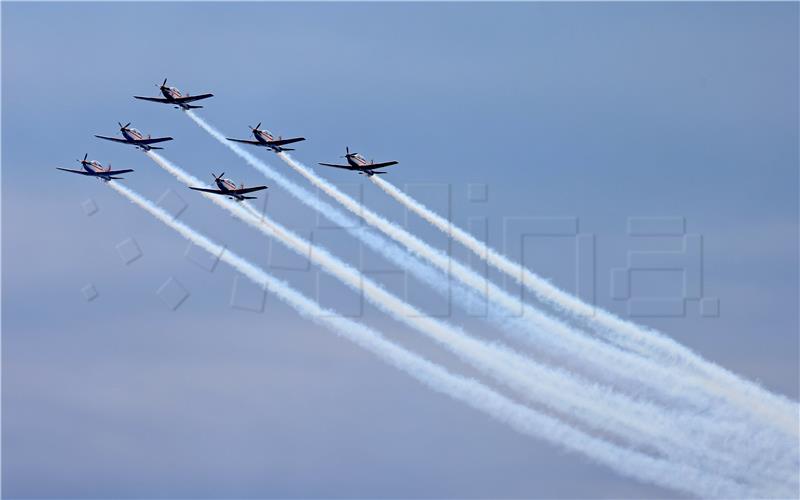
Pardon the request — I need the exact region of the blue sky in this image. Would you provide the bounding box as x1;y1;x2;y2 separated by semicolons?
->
3;2;798;498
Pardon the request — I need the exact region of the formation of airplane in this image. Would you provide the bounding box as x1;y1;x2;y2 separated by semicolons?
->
61;79;400;203
188;173;268;201
318;147;399;176
56;153;134;181
95;122;173;151
227;122;305;153
134;79;214;110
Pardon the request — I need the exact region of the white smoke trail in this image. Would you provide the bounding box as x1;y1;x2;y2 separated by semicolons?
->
271;148;795;443
142;152;705;467
106;179;762;498
369;175;799;436
183;112;716;412
180;114;797;481
144;150;795;491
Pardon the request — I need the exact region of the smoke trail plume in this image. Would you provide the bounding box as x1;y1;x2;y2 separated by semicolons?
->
272;147;795;449
370;175;799;436
183;112;722;416
106;180;763;498
180;114;798;485
144;151;798;490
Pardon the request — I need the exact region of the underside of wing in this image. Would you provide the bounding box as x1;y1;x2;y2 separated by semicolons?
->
189;187;225;195
94;135;130;144
369;161;399;169
268;137;305;147
135;136;173;145
227;138;262;145
318;162;356;170
56;168;91;175
134;96;171;103
173;93;214;103
232;186;268;195
105;169;134;175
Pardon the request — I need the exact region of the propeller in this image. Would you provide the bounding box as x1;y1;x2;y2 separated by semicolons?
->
118;122;131;130
213;172;225;181
77;153;88;164
249;122;262;131
341;146;358;158
158;78;168;89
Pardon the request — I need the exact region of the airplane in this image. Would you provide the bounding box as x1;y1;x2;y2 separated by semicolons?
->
95;122;173;151
188;172;268;201
134;78;214;110
226;122;305;152
56;153;134;181
318;147;399;176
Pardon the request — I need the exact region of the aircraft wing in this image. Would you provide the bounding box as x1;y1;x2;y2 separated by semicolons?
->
56;167;92;176
227;138;262;146
268;137;305;147
188;187;226;195
172;93;214;104
369;161;399;169
105;169;134;175
232;186;268;195
318;162;357;170
94;135;131;144
134;96;171;103
133;136;173;145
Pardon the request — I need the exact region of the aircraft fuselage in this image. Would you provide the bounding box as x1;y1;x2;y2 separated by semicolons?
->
253;129;289;152
80;160;115;181
120;127;157;151
347;154;369;168
254;129;275;143
121;128;144;142
160;86;182;100
215;178;249;201
159;86;196;110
